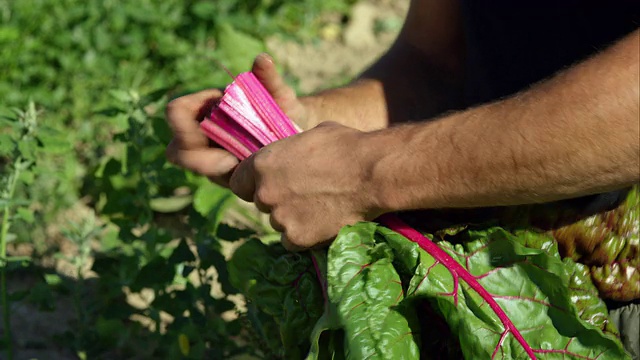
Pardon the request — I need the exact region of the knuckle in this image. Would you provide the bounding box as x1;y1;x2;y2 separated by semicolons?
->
270;206;286;224
283;228;307;250
253;152;273;172
279;87;296;100
165;97;185;117
317;121;337;128
269;214;283;232
254;186;276;206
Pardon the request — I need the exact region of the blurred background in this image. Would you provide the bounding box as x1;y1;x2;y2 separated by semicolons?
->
0;0;408;359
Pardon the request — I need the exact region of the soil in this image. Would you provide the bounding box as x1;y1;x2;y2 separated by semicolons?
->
268;0;409;94
0;1;409;359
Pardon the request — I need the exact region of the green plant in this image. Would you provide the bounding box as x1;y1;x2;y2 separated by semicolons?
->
56;212;103;358
75;88;274;358
230;222;631;359
0;102;68;359
0;0;391;357
0;0;352;249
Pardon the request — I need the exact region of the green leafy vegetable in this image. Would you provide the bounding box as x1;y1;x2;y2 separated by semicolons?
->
317;222;419;359
231;223;631;359
553;185;639;301
228;239;324;358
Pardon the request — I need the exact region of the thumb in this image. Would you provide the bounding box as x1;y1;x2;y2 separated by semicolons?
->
252;53;296;101
229;154;256;202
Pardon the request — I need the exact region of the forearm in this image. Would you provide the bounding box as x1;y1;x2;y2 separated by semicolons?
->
367;30;640;212
300;40;465;131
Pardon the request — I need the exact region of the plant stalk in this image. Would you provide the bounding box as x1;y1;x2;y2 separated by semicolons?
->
1;160;20;360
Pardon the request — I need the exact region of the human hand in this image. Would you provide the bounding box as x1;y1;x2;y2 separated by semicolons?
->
165;53;308;186
229;122;383;251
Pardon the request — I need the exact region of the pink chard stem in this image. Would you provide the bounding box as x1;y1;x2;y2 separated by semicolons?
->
200;120;253;160
235;72;298;139
219;83;279;146
210;108;262;153
377;213;536;360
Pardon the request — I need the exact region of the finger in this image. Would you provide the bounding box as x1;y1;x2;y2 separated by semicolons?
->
314;121;341;129
165;89;222;149
207;174;232;188
280;233;306;252
166;140;239;179
252;53;296;100
254;194;272;214
268;213;284;232
229;154;256;202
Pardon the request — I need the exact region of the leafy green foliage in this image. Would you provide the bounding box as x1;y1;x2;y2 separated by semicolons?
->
312;223;420;359
0;0;361;358
0;103;70;359
231;223;631;359
75;91;261;358
552;185;639;301
1;0;359;355
229;239;324;358
0;0;356;247
389;226;628;359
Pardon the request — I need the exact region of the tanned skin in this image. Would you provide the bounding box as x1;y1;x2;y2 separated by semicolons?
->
166;0;640;251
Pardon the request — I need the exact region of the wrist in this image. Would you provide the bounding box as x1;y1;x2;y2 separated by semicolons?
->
358;121;447;216
357;126;415;216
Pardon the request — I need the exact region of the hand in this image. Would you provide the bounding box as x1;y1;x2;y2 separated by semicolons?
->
165;53;308;186
229;122;382;251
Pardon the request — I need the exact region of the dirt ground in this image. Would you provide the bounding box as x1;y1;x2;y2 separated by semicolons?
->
1;1;409;359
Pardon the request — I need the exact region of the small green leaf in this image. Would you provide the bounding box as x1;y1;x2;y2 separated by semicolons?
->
216;23;266;74
18;170;35;185
151;115;173;143
193;181;233;218
17;139;37;160
216;223;256;241
109;89;134;104
5;256;31;263
16;207;35;223
0;134;14;154
132;257;175;291
44;273;63;286
8;289;30;302
169;239;196;264
149;195;193;213
94;107;125;117
37;126;72;153
141;87;172;106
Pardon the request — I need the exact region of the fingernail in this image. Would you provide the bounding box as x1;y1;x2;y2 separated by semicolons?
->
217;154;239;171
258;53;273;64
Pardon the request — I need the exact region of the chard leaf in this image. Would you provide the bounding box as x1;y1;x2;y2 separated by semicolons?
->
552;185;639;301
228;239;324;358
229;222;630;359
563;258;619;336
216;23;265;75
373;223;629;360
319;222;420;360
